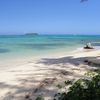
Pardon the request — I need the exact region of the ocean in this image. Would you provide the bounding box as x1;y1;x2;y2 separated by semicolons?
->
0;34;100;67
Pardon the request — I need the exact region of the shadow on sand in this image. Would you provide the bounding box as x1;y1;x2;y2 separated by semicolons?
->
37;56;100;67
1;55;100;100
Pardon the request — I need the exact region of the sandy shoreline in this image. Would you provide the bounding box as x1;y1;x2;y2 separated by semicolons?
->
0;48;100;100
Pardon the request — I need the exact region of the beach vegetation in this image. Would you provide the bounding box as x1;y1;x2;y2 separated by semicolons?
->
36;96;44;100
54;69;100;100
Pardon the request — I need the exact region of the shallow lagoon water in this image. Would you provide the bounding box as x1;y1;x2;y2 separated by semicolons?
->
0;34;100;63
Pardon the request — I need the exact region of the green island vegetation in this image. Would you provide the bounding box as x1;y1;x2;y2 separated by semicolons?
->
25;33;38;36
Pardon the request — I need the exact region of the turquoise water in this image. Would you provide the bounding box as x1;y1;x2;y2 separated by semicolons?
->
0;34;100;59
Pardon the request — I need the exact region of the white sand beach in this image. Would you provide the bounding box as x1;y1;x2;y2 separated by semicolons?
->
1;0;100;99
0;48;100;100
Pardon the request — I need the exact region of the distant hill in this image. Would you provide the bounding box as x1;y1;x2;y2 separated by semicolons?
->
25;33;38;36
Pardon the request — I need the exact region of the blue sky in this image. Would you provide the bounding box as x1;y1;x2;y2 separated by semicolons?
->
0;0;100;35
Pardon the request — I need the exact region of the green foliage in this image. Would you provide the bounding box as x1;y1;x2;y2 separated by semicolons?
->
64;80;73;85
36;96;44;100
54;70;100;100
56;84;63;89
35;70;100;100
56;80;73;89
85;69;100;77
85;70;97;77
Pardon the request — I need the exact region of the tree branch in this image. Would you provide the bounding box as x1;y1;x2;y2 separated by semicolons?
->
80;0;88;3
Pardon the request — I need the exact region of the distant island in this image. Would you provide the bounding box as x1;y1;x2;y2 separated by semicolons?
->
25;33;38;36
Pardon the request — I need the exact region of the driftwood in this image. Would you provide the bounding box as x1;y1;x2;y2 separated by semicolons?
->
84;46;94;49
84;43;94;49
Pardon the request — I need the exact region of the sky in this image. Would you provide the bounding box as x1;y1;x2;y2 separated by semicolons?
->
0;0;100;35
